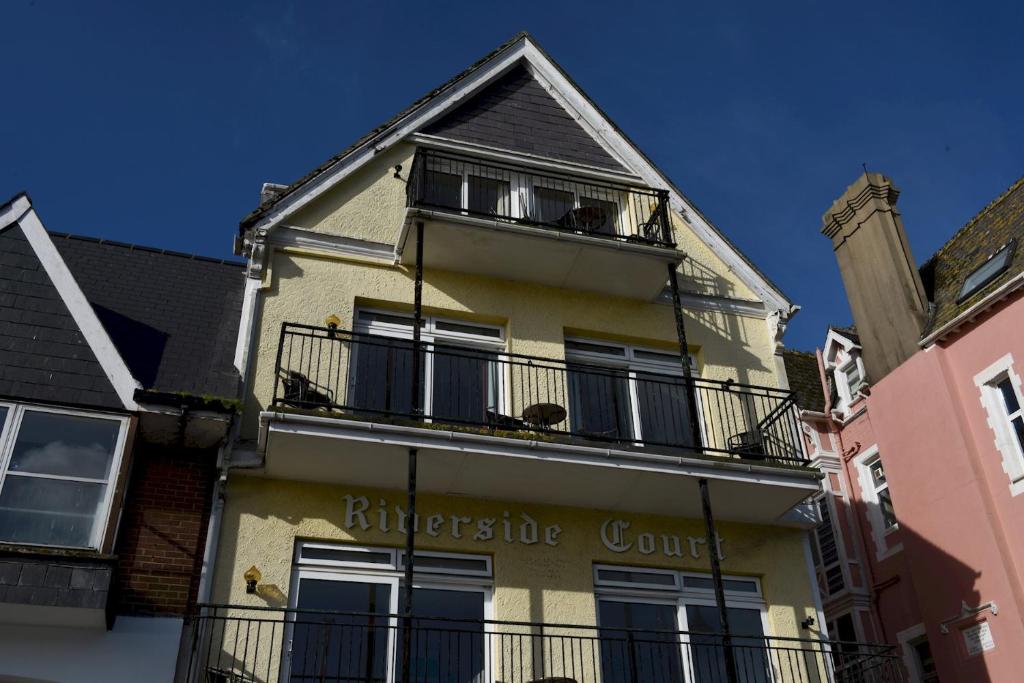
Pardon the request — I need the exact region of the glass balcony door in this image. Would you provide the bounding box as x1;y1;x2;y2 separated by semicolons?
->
566;340;696;448
349;311;507;426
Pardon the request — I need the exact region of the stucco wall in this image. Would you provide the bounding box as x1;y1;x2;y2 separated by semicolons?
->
212;476;816;634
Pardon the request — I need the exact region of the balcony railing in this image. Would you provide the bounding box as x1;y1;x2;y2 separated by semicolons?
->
272;324;807;466
407;149;675;248
184;605;904;683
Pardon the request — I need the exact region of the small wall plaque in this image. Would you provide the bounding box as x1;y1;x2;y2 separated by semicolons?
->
962;621;995;657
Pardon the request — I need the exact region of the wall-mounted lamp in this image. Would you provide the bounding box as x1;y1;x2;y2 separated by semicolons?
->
244;565;262;594
800;616;815;630
324;314;341;330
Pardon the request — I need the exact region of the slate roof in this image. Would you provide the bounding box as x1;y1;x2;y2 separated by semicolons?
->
50;233;246;400
920;175;1024;336
782;349;826;414
828;324;860;345
0;223;122;409
421;63;626;172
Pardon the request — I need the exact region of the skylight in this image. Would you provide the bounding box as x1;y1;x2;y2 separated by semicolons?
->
957;240;1016;303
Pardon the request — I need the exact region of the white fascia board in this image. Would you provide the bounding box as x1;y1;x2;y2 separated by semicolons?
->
248;40;529;234
15;208;141;410
520;41;792;313
246;37;791;314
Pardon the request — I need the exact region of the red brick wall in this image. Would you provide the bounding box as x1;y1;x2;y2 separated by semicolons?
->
114;443;217;616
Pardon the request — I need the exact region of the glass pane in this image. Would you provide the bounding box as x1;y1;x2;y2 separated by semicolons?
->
0;407;7;431
433;320;502;339
398;552;489;575
598;600;682;683
1013;417;1024;453
568;366;633;441
958;243;1013;301
291;579;392;683
869;460;886;485
878;488;897;529
579;196;619;236
565;340;626;356
682;576;760;593
685;605;769;683
533;186;575;224
423;170;463;210
9;411;120;480
349;336;422;417
431;346;499;425
397;588;485;683
300;546;394;566
0;476;105;547
597;568;676;587
635;373;695;447
466;175;510;217
998;378;1021;415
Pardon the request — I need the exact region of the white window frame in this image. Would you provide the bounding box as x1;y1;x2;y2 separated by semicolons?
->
423;157;523;220
810;492;848;599
594;564;770;678
564;337;700;445
288;541;494;683
353;308;508;420
834;355;867;413
853;446;902;561
974;353;1024;496
0;401;130;551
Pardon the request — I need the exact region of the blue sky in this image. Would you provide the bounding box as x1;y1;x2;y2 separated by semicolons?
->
4;1;1022;351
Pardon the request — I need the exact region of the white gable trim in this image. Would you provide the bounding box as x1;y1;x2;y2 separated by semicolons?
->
0;199;140;410
823;329;860;367
247;35;791;313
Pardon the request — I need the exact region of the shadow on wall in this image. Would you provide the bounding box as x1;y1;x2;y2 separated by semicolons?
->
844;493;992;682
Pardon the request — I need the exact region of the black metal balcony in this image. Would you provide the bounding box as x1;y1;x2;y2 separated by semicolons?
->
406;149;674;248
272;324;807;467
184;605;904;683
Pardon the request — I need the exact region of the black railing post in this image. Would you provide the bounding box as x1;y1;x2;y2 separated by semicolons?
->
272;322;287;407
658;191;673;245
401;447;418;683
699;478;737;683
668;264;704;452
411;221;425;418
626;630;640;683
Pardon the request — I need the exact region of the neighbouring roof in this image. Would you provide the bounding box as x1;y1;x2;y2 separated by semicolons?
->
782;350;826;414
0;222;122;408
920;175;1024;336
50;233;246;400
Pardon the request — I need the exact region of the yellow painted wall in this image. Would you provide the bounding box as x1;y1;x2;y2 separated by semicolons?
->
212;476;817;636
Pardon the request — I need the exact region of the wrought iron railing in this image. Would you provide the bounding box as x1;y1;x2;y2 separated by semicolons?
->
272;324;807;466
184;605;904;683
407;149;675;247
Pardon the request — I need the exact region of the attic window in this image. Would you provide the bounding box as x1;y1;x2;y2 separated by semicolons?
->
957;240;1016;303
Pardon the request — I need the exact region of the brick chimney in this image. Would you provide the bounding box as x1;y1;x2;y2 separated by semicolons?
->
821;173;928;381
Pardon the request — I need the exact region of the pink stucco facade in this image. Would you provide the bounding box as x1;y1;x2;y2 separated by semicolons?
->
802;290;1024;681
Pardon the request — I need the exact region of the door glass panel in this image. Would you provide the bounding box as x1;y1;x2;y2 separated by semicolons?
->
422;170;462;210
598;600;682;683
467;175;510;217
578;196;619;236
685;605;769;683
635;372;694;447
533;186;574;224
9;411;119;479
0;476;105;547
568;366;633;441
291;579;392;683
349;336;423;417
431;346;499;425
397;588;485;683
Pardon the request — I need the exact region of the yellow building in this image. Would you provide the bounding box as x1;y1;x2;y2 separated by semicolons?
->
190;33;902;683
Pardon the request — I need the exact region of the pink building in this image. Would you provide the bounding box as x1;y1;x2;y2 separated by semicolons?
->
787;173;1024;682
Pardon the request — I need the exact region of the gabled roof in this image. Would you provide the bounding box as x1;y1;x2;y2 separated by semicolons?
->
239;32;792;314
782;349;826;413
0;193;245;412
920;175;1024;340
51;233;245;400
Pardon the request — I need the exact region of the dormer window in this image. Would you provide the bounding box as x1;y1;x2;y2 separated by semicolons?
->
842;360;865;395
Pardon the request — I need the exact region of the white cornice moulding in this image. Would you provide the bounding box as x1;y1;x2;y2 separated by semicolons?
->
272;225;395;260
